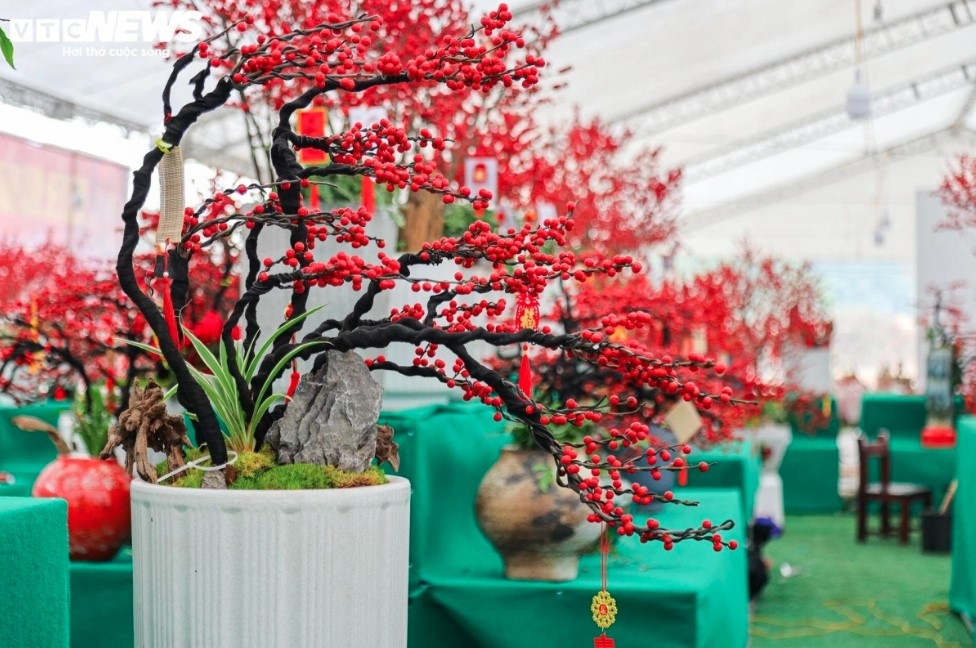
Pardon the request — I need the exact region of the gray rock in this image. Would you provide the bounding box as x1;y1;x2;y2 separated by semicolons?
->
201;470;228;489
267;350;384;472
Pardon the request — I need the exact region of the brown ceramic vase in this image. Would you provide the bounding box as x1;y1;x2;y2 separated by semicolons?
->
475;446;601;581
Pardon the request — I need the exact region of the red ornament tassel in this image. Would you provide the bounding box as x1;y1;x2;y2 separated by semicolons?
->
154;253;181;346
594;636;615;648
361;176;375;215
678;465;689;486
286;337;301;400
286;368;301;400
309;183;319;211
518;344;533;395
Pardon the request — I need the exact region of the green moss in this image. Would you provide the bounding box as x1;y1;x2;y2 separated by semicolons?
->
323;464;388;488
172;470;205;489
159;445;388;490
233;463;334;490
235;448;276;480
232;462;388;490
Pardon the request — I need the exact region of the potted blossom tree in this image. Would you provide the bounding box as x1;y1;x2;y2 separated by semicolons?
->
108;6;747;646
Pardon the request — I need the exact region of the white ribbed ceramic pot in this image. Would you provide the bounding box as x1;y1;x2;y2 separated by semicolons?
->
130;476;410;648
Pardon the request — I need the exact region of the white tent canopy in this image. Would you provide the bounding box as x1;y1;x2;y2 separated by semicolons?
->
3;0;975;262
3;0;976;381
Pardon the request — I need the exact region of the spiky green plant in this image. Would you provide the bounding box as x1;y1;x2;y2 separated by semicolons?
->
74;386;113;456
129;308;326;453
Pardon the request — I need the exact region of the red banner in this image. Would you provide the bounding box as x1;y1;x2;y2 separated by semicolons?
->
0;132;130;260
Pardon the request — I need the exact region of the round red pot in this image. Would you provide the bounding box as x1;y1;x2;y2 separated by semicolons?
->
32;456;132;561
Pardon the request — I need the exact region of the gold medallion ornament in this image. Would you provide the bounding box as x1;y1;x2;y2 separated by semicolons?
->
591;590;617;630
591;524;617;646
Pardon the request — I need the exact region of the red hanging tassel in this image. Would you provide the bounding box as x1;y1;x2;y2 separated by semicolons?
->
160;279;179;344
361;176;375;215
518;344;533;395
153;252;181;346
514;294;540;397
157;284;180;349
286;337;301;400
309;183;319;211
286;368;301;400
678;465;689;486
594;636;615;648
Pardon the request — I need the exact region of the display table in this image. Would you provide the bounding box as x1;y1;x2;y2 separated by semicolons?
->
0;402;70;497
779;400;843;514
859;394;958;507
405;488;747;648
0;497;69;647
950;416;976;634
71;551;135;648
61;402;747;648
381;403;749;648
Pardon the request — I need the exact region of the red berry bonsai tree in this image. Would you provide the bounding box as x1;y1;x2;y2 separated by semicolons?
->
112;6;750;546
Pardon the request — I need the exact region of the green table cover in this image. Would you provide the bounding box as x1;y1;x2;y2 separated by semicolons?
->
780;436;841;514
778;399;843;514
62;402;747;648
0;402;71;496
70;550;134;648
859;394;958;506
950;416;976;633
381;402;749;648
679;437;760;519
859;393;964;440
0;497;69;647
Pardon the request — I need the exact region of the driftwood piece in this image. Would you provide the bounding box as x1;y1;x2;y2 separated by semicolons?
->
101;380;191;483
374;424;400;471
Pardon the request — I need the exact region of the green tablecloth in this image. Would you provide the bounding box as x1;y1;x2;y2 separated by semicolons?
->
777;399;842;514
70;550;134;648
61;402;747;647
859;393;963;440
0;402;70;496
950;416;976;633
678;437;760;519
381;402;749;648
0;497;69;647
859;394;958;506
780;436;841;514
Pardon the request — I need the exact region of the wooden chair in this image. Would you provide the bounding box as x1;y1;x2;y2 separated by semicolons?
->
857;430;932;543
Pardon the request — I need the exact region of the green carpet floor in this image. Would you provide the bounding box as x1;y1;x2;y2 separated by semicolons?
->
750;514;972;648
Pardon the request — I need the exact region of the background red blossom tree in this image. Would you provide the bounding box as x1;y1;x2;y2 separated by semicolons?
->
0;245;157;410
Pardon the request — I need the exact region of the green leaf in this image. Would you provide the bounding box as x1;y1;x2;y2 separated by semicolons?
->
248;340;328;438
250;394;286;435
122;339;164;357
182;327;224;379
0;28;14;70
245;305;326;383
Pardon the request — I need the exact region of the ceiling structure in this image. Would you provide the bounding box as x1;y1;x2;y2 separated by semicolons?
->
2;0;976;264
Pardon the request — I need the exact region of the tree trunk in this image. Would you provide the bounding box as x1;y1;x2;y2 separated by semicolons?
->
402;190;444;252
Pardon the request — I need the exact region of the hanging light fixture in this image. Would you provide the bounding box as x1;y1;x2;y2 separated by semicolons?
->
847;69;872;120
847;1;872;120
